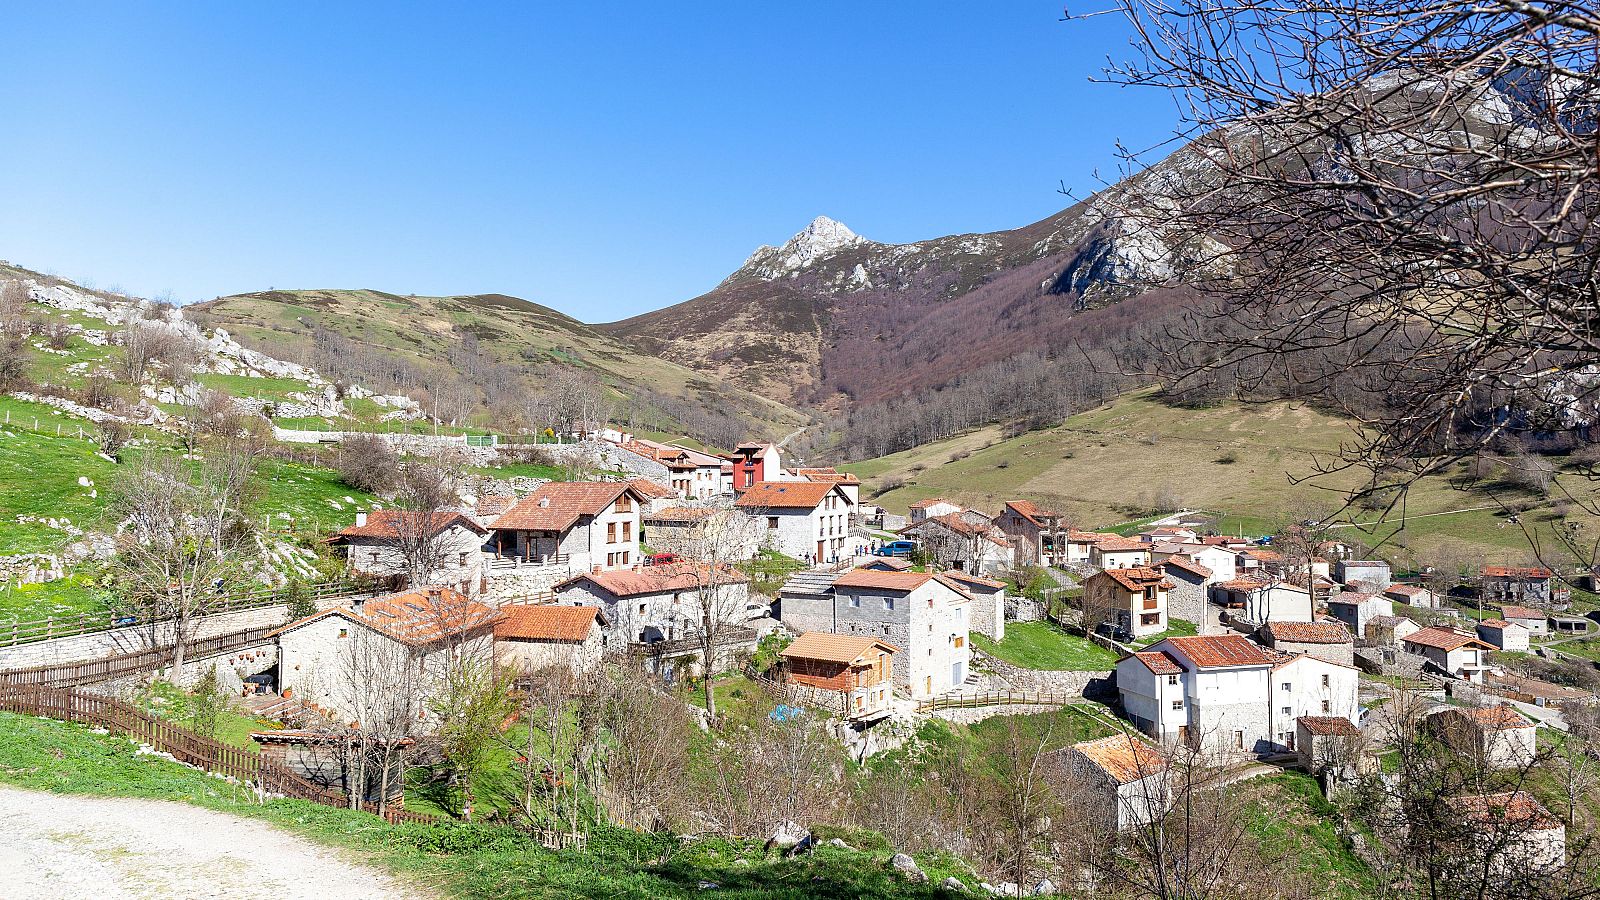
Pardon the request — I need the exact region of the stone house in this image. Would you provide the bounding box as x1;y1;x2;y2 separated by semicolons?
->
1211;578;1313;625
553;563;751;648
494;604;609;674
1402;626;1494;681
330;510;489;598
1091;537;1153;570
490;481;647;572
1476;619;1530;652
252;729;409;806
1445;792;1566;875
1499;605;1549;636
1383;583;1440;609
778;631;897;721
269;587;501;726
782;569;974;700
940;570;1006;642
1158;555;1213;627
1366;615;1421;646
1326;592;1394;639
1115;634;1278;756
995;500;1069;567
1483;566;1569;608
1061;734;1170;831
1335;559;1392;591
626;478;681;514
1083;567;1172;640
735;480;859;564
1295;715;1363;775
640;506;761;562
1257;621;1355;666
616;439;724;500
899;512;1013;576
1431;704;1538;770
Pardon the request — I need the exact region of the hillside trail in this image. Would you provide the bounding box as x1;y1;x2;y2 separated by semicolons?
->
0;785;435;900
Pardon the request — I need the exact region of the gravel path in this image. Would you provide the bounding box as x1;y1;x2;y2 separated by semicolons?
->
0;785;434;899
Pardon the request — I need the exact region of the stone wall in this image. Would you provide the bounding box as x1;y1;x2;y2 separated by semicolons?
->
975;649;1116;702
484;564;573;602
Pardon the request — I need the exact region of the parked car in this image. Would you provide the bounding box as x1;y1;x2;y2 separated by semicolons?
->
644;552;680;566
876;541;916;558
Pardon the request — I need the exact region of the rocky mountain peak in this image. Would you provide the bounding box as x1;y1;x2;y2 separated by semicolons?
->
735;215;873;281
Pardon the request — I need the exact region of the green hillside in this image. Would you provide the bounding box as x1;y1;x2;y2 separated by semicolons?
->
842;389;1593;569
190;289;807;441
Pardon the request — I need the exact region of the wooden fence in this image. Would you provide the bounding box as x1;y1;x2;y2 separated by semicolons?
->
0;580;366;649
0;684;434;825
916;690;1079;712
0;626;277;688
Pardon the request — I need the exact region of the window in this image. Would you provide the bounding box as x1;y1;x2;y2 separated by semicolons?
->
1321;674;1330;687
1281;706;1291;716
638;603;646;616
954;636;965;648
607;523;617;543
1171;700;1184;710
338;628;348;639
884;597;895;611
850;595;861;608
606;552;616;567
1233;731;1245;750
621;551;630;566
1281;682;1291;692
767;517;779;529
615;495;632;513
1321;699;1331;713
622;522;632;542
1166;675;1179;686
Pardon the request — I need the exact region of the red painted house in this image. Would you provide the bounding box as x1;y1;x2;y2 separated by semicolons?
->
729;442;784;491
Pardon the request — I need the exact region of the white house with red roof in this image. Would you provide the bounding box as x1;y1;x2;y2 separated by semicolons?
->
1476;618;1530;652
490;481;646;573
1498;605;1550;636
330;510;490;598
1210;577;1313;625
269;586;501;725
1402;626;1494;681
735;480;860;563
1383;583;1440;610
782;568;974;699
1116;633;1357;756
553;563;752;648
1083;567;1172;639
1116;634;1279;755
908;498;964;523
1091;537;1152;570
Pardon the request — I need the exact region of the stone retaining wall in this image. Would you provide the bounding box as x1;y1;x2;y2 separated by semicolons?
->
975;649;1116;702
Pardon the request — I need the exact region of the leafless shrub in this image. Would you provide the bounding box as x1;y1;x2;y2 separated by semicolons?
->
335;433;400;494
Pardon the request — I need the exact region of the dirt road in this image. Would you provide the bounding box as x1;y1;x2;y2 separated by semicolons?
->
0;785;433;899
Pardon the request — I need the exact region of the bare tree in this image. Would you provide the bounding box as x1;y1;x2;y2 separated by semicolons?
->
644;506;763;719
0;280;30;338
335;433;399;494
1090;0;1600;561
591;666;693;830
108;443;260;677
331;627;431;816
384;457;465;588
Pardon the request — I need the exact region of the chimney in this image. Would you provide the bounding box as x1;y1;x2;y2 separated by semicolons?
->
539;497;551;508
426;587;443;599
355;511;367;528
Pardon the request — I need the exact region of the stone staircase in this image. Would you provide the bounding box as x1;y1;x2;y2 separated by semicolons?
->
779;569;842;600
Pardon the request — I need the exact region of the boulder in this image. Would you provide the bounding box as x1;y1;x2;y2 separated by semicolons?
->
826;838;851;850
943;876;970;892
1033;879;1057;896
765;821;808;852
889;853;926;882
994;883;1020;897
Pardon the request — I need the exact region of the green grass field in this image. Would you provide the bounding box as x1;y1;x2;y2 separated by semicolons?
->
841;388;1589;568
971;621;1120;671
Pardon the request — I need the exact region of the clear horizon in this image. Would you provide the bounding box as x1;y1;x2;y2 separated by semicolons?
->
2;3;1173;323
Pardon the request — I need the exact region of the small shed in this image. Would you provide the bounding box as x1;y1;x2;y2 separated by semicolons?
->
1476;619;1530;652
779;632;899;721
1061;733;1170;831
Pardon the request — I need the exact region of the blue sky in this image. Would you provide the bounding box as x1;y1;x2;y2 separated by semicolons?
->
0;3;1175;322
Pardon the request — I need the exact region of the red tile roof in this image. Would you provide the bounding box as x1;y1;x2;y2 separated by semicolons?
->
475;495;517;518
1460;704;1534;731
1071;734;1167;784
1403;626;1492;653
1161;555;1214;578
1297;715;1360;736
269;587;500;646
1263;621;1353;644
1483;566;1552;579
862;557;916;571
781;631;900;665
495;604;604;641
1499;605;1547;621
1384;584;1430;597
1447;791;1560;829
493;482;637;532
1162;634;1277;668
910;497;957;509
733;481;840;509
1477;618;1518;630
335;510;487;541
1098;566;1173;593
1216;576;1271;591
555;563;748;598
1094;537;1149;553
1125;650;1183;675
795;467;860;485
940;570;1006;589
627;478;678;500
1003;500;1061;527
